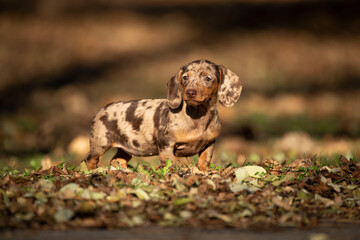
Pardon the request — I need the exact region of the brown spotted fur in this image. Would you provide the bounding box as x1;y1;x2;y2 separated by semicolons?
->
85;59;242;170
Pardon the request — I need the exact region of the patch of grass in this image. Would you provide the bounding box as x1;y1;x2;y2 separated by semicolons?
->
147;159;172;179
210;163;222;170
192;154;199;166
296;167;311;180
0;154;44;172
317;153;342;167
0;168;20;177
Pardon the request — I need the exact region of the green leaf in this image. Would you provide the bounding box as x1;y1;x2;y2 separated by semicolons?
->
67;165;77;171
75;161;89;173
165;159;172;168
57;162;65;169
135;165;150;175
174;197;193;206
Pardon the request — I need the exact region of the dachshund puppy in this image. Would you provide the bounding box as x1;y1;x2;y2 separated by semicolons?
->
85;59;242;171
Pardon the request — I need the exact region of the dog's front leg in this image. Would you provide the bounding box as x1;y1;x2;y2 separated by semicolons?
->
197;141;215;171
158;145;178;168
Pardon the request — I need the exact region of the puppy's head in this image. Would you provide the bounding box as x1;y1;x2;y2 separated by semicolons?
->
167;59;242;109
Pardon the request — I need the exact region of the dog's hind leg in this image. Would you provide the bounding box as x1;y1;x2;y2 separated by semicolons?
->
85;143;110;170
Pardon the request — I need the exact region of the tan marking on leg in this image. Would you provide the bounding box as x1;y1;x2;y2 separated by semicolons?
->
197;142;215;171
110;148;131;169
86;157;99;170
111;158;128;169
198;151;209;171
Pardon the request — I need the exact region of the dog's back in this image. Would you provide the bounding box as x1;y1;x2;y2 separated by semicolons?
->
89;99;167;158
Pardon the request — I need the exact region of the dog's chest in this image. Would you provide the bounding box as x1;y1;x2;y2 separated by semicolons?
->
171;122;220;157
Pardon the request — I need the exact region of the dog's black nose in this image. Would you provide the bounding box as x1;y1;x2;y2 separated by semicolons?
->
186;89;197;98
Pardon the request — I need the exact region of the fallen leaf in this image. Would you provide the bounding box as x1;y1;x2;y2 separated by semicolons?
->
206;179;216;190
35;179;54;193
34;191;48;205
234;167;248;183
190;166;202;175
75;161;89;173
54;208;74;223
320;166;341;173
80;188;106;200
235;209;253;218
173;178;187;192
134;188;150;201
272;197;292;211
207;210;232;223
58;183;83;199
229;183;260;193
164;212;177;221
288;158;312;169
245;166;267;178
234;166;267;183
179;210;192;219
40;157;54;170
131;215;144;226
315;194;335;208
272;172;296;186
328;183;341;192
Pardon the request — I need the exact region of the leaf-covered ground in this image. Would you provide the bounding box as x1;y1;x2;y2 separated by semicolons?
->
1;156;360;230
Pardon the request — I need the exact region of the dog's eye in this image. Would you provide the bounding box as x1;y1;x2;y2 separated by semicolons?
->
205;76;212;81
182;75;189;81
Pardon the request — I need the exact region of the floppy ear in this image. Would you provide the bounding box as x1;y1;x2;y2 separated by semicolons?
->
167;68;183;109
217;65;243;107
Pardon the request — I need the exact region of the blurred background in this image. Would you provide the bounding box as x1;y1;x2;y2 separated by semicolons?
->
1;0;360;169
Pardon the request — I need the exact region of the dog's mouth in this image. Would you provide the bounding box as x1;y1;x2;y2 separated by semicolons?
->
185;99;205;106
